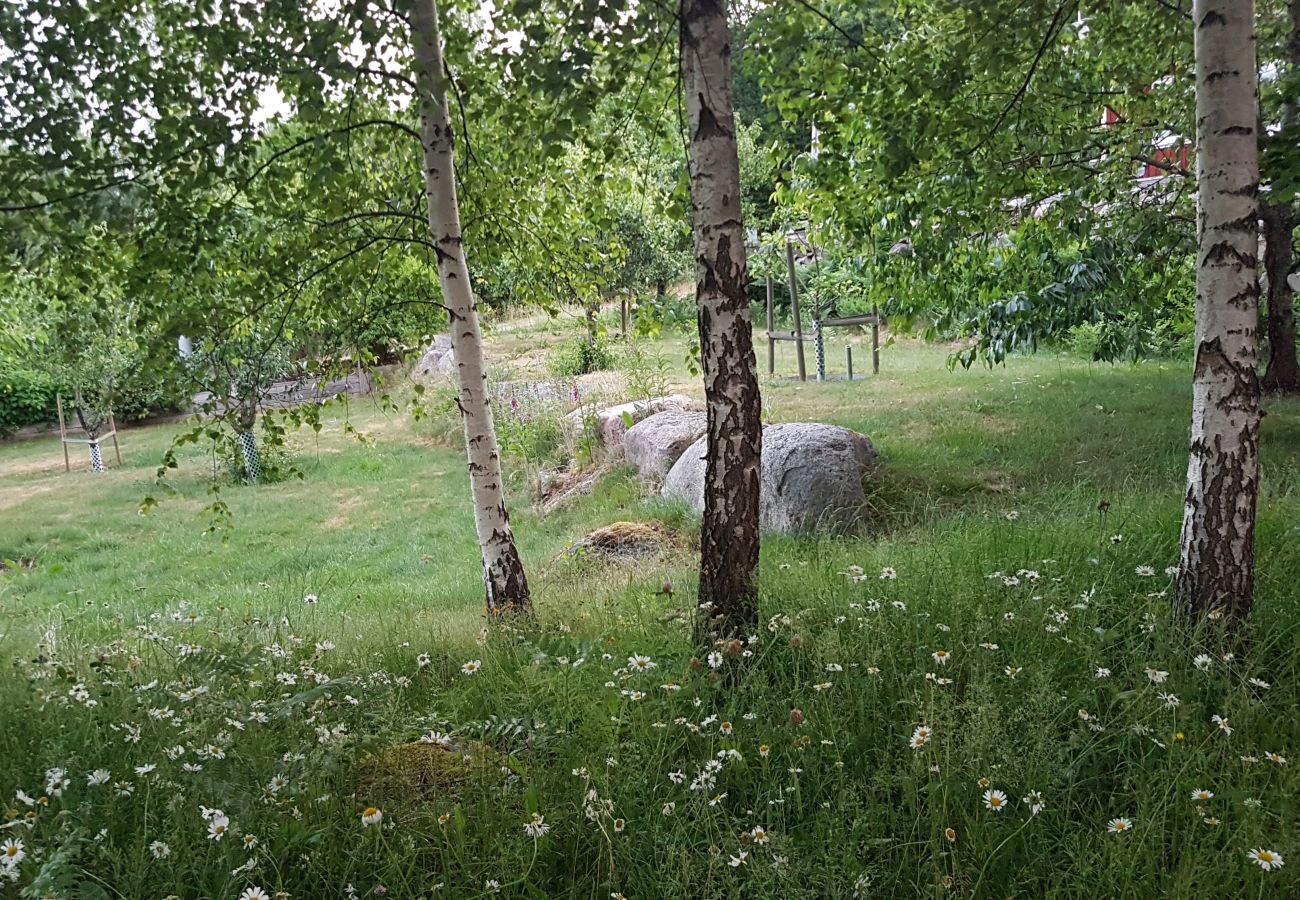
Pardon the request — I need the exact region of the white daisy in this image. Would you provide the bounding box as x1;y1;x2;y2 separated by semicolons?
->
1;839;24;868
523;812;550;838
1246;848;1284;871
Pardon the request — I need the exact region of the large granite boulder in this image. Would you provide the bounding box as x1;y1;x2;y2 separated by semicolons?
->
624;411;708;477
567;394;703;449
412;335;455;382
662;423;878;533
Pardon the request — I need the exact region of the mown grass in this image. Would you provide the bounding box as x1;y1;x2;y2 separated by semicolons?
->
0;329;1297;899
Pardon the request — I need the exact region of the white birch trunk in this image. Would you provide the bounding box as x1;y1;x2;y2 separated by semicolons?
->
411;0;530;614
682;0;763;642
1175;0;1260;622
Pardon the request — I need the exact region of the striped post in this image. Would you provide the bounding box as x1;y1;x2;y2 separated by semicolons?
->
814;320;826;383
238;430;263;483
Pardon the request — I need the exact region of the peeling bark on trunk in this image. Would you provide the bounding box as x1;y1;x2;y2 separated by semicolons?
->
1175;0;1261;624
411;0;530;616
682;0;762;643
1260;202;1298;392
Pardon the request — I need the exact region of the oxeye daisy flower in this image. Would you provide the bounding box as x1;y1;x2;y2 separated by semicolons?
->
1193;654;1213;671
759;744;770;758
207;815;231;841
613;818;626;832
523;812;550;838
909;725;932;750
706;651;724;669
1107;817;1133;834
1;838;24;868
1190;788;1214;801
148;840;169;859
931;650;950;666
1246;848;1284;871
627;655;656;672
1022;790;1045;815
461;660;482;676
1211;714;1232;736
982;789;1008;812
944;827;957;843
749;826;769;845
239;889;270;900
879;567;897;580
361;806;383;827
267;774;289;792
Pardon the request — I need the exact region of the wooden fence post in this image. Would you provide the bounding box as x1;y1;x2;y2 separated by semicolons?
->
765;275;775;375
872;302;881;374
786;240;807;382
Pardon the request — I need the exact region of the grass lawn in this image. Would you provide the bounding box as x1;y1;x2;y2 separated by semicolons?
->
1;329;1297;898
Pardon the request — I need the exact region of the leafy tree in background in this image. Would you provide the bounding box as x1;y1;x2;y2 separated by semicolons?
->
1259;0;1300;392
0;0;651;609
749;0;1198;365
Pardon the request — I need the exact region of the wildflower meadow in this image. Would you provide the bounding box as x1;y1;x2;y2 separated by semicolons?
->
2;343;1298;899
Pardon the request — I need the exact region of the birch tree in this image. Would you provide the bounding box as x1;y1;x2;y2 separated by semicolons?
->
411;0;530;615
1175;0;1261;622
681;0;762;642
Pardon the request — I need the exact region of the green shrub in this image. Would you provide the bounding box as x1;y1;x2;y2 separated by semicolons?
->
549;336;615;378
0;364;58;436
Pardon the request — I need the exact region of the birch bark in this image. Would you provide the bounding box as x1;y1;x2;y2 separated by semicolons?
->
411;0;530;614
1175;0;1261;622
681;0;763;642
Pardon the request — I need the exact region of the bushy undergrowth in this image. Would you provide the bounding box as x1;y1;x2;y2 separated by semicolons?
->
549;337;616;379
1;524;1295;899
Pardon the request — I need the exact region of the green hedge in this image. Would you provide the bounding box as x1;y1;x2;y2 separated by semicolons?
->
0;364;59;436
0;362;190;437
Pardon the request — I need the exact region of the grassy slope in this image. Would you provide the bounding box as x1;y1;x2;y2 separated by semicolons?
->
1;331;1297;898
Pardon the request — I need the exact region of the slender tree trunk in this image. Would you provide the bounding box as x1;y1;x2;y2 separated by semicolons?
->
1175;0;1261;623
682;0;763;643
411;0;530;615
1260;0;1300;391
1260;202;1299;391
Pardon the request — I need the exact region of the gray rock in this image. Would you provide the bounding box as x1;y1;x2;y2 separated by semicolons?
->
624;411;708;477
412;335;455;382
567;394;704;449
492;380;572;409
662;422;878;533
